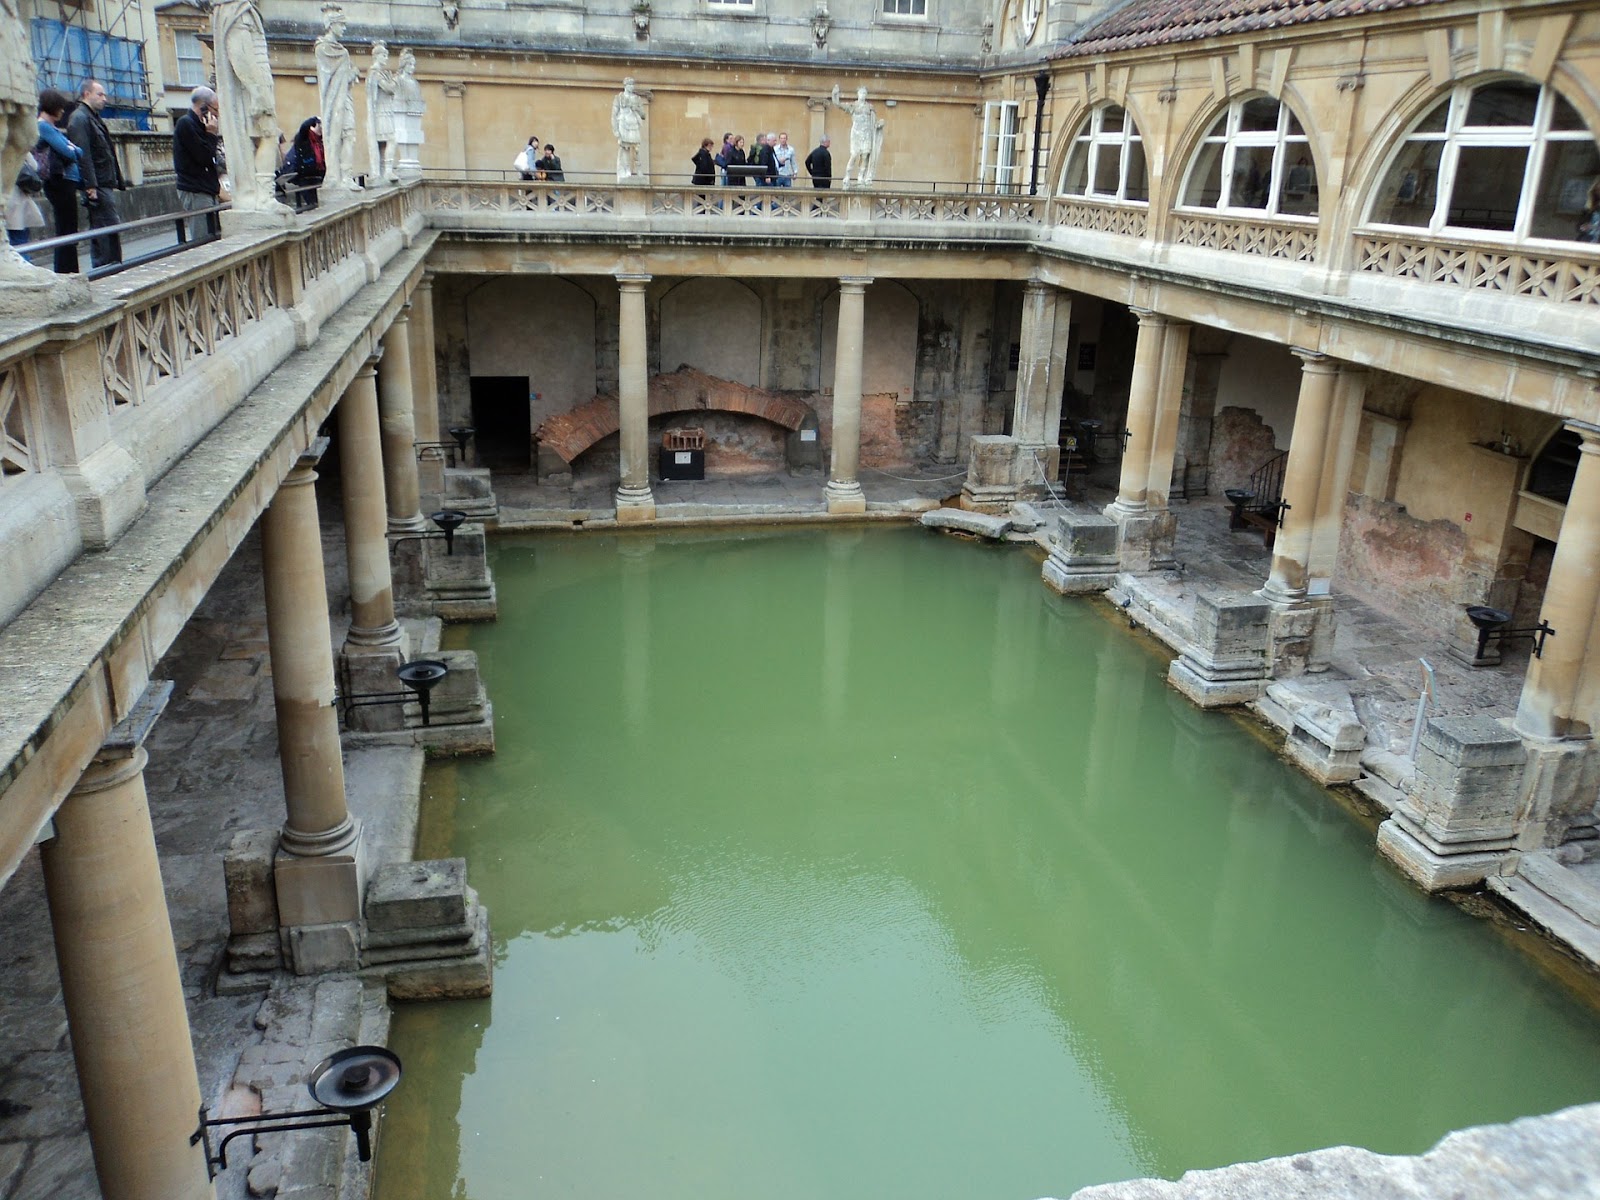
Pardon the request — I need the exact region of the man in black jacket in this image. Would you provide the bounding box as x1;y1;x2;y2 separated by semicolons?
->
173;86;222;242
67;78;126;267
805;137;832;188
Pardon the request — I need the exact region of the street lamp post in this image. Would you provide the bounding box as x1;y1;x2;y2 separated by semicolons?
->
1028;69;1051;196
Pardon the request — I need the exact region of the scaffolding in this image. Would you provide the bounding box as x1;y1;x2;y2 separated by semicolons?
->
31;0;156;126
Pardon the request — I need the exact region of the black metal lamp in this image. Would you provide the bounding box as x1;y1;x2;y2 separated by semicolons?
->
1028;69;1051;196
341;659;451;727
448;425;475;462
389;508;470;557
412;425;475;468
192;1046;402;1178
1465;605;1555;661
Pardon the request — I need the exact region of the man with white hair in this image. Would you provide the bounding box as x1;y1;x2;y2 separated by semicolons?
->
173;84;222;240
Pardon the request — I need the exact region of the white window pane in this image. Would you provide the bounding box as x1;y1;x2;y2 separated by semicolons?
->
1230;145;1274;209
1184;142;1224;207
1530;138;1600;239
1464;82;1538;128
1370;140;1442;226
1125;140;1148;202
1447;145;1528;230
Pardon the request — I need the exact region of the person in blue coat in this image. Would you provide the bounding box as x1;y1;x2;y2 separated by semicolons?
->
35;89;84;273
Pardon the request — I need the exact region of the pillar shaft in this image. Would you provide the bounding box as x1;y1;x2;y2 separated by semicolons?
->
338;363;400;648
1143;319;1192;510
409;278;443;499
826;277;871;513
41;745;213;1200
1012;282;1069;445
377;314;425;533
261;449;355;855
1109;311;1167;515
1516;425;1600;740
1307;365;1367;594
1262;351;1340;603
615;274;656;518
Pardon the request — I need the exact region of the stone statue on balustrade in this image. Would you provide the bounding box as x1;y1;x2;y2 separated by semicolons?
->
212;0;290;216
611;77;648;181
366;40;398;184
830;84;885;189
394;48;425;176
315;2;360;191
0;0;86;311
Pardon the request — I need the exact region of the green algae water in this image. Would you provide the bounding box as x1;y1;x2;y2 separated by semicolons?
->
376;526;1600;1200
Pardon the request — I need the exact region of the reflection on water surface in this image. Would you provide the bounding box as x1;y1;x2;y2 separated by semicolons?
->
376;527;1600;1200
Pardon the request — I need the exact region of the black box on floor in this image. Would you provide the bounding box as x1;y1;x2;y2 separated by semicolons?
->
659;446;705;480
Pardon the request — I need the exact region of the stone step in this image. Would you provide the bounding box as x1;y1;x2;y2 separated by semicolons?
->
1351;773;1406;814
1488;858;1600;966
919;508;1013;539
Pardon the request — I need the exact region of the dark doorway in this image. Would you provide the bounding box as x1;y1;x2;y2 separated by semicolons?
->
469;376;532;470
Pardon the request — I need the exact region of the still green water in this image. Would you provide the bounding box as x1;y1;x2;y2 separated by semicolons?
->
376;526;1600;1200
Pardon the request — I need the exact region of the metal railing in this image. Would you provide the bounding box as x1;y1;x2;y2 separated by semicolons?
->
418;165;1036;195
17;200;229;280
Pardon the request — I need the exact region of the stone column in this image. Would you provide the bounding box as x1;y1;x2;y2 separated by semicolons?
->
1143;319;1192;510
40;688;213;1200
378;314;426;536
409;276;444;502
1261;351;1339;605
443;83;468;172
1516;423;1600;742
1306;364;1368;596
1105;309;1166;518
615;273;656;523
261;443;363;935
826;277;872;515
1012;281;1070;446
339;362;401;650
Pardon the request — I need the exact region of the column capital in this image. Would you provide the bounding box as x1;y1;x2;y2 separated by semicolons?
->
1291;347;1337;372
1564;419;1600;451
838;276;874;291
617;273;653;289
1131;306;1167;328
283;436;329;487
1023;278;1056;296
413;274;435;295
387;308;412;330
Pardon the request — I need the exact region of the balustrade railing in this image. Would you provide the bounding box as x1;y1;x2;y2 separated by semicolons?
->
1051;198;1149;239
1172;210;1320;263
1353;232;1600;306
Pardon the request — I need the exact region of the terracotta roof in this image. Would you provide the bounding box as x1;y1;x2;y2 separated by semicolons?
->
1051;0;1449;59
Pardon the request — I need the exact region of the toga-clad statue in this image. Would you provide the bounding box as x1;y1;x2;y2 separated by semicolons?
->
212;0;288;213
830;84;886;189
366;39;397;183
394;48;424;176
315;2;360;190
611;77;647;181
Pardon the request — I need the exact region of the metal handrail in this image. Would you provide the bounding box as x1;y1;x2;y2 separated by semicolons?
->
418;167;1033;196
18;199;231;280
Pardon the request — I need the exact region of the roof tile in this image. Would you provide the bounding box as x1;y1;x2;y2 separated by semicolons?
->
1051;0;1449;59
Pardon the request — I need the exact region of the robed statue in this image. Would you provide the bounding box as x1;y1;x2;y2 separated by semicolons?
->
611;77;647;181
212;0;288;213
315;2;359;190
830;84;885;188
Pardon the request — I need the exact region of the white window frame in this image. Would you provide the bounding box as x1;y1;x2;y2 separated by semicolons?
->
706;0;755;6
1363;81;1595;244
1177;96;1315;220
881;0;928;17
1059;104;1147;203
980;101;1020;194
174;29;205;87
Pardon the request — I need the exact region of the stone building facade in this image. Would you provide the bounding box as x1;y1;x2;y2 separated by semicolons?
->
2;0;1600;1197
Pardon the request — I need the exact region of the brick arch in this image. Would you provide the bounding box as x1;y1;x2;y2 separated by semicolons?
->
534;367;816;464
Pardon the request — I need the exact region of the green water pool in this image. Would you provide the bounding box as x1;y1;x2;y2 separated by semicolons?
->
374;525;1600;1200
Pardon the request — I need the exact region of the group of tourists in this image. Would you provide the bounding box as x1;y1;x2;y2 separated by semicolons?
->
13;81;128;273
513;136;566;181
700;131;832;188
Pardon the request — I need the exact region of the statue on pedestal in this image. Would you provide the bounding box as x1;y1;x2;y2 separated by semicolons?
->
611;77;647;181
394;48;425;176
830;84;885;188
366;40;398;183
315;2;360;190
212;0;288;213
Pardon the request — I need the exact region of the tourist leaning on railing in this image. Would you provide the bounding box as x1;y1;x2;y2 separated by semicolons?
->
36;90;85;272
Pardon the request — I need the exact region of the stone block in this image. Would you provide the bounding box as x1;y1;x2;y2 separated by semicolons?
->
424;650;486;723
287;922;362;975
786;415;823;470
919;509;1013;540
1107;508;1176;573
1042;511;1120;595
443;466;496;518
1285;704;1366;785
224;828;280;936
1167;592;1271;708
1419;716;1528;768
227;931;283;974
340;646;407;732
536;443;572;482
1377;813;1515;892
366;859;469;932
961;435;1021;512
423;524;491;593
275;851;363;927
380;906;494;1001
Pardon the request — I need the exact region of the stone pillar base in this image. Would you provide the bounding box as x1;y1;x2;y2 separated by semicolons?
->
1263;596;1320;678
1284;700;1366;784
1376;716;1526;890
1166;591;1271;708
363;858;494;1000
1102;504;1176;573
616;484;657;523
342;648;496;755
274;831;365;930
443;466;498;520
960;435;1020;513
1042;512;1119;595
825;480;867;514
339;643;408;731
404;522;499;621
1514;737;1600;850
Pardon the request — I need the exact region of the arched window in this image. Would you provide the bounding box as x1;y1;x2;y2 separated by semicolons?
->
1180;97;1317;217
1060;105;1148;203
1367;81;1600;242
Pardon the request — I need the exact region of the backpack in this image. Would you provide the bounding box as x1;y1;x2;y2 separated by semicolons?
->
16;152;43;195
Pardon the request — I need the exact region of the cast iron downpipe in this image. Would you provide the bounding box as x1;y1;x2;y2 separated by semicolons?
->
1028;69;1050;196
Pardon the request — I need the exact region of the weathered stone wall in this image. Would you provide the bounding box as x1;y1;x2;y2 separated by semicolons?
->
1208;405;1280;497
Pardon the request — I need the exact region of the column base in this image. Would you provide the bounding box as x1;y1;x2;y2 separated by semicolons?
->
339;641;407;732
388;513;430;536
1165;591;1273;708
825;480;867;515
1041;512;1120;595
615;483;657;524
1102;505;1175;573
274;824;365;931
1377;814;1516;892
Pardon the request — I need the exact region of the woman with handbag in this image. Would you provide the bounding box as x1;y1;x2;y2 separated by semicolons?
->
35;88;84;273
